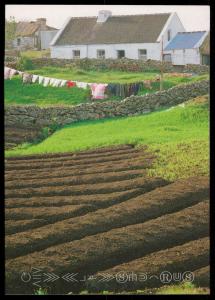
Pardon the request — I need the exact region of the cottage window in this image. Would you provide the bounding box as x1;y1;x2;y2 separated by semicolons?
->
167;29;171;41
201;54;210;66
97;50;105;59
17;38;21;46
138;49;147;60
117;50;125;59
73;50;80;59
163;54;172;62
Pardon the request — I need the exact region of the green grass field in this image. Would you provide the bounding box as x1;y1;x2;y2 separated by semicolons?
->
4;77;91;106
27;67;208;84
20;49;50;58
4;69;208;106
5;95;209;181
28;67;160;83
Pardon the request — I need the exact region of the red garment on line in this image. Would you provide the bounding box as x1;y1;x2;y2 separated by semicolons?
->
67;81;76;88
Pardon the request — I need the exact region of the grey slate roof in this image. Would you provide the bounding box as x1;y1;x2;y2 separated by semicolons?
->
164;31;206;50
55;13;171;45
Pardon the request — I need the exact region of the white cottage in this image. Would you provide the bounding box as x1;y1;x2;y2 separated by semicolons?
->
50;11;185;60
163;31;209;65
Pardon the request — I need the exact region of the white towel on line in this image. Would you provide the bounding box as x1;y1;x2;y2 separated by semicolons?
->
32;74;39;83
53;79;61;87
76;81;88;89
60;79;67;87
43;77;51;87
9;68;17;79
4;67;11;79
38;76;44;85
49;78;56;86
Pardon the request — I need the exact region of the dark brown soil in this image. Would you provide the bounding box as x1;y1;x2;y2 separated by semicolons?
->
5;144;136;160
5;204;94;221
5;169;147;189
6;147;142;165
5;177;208;259
5;151;150;171
5;219;50;235
5;176;167;199
85;237;209;291
5;145;210;295
5;158;153;182
193;265;210;287
5;188;144;209
5;201;209;294
5;189;145;235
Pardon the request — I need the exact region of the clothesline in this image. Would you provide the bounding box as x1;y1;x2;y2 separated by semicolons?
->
4;66;95;88
4;66;160;99
4;66;111;99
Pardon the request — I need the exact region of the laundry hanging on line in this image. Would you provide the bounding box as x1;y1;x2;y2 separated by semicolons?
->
4;66;154;100
4;67;91;90
90;83;108;99
106;82;145;98
67;81;76;88
4;67;19;80
22;73;33;84
32;74;39;83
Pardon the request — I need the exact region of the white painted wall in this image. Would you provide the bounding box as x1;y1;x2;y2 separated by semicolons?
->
40;30;58;50
51;43;162;60
50;12;186;61
157;12;186;49
164;48;201;65
12;36;34;49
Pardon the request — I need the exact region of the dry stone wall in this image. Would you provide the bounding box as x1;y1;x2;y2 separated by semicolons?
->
5;58;209;74
5;80;209;128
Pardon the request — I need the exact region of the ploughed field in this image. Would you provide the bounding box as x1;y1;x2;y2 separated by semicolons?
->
5;125;42;150
5;144;209;294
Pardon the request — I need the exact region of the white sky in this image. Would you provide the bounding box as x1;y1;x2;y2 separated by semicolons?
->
5;5;210;31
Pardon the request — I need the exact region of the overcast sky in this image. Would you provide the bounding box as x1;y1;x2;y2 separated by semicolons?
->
5;5;210;31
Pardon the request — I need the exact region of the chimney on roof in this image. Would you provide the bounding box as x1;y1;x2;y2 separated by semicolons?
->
36;18;46;26
97;10;112;23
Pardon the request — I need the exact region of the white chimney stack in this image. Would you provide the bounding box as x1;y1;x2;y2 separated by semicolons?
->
97;10;112;23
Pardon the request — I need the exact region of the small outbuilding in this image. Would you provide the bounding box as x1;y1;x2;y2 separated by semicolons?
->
13;18;58;50
199;33;210;65
163;31;209;65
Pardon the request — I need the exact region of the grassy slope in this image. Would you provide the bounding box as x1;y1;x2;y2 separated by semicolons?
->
4;67;208;106
5;95;209;181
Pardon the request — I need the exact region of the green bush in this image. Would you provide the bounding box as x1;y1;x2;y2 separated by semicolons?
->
76;58;92;70
17;57;34;71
